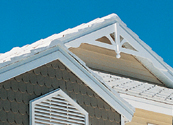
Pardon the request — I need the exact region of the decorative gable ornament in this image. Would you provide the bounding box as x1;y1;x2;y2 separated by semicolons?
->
30;89;89;125
65;23;143;59
65;15;173;88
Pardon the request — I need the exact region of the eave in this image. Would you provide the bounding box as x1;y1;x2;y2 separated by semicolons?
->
0;44;135;121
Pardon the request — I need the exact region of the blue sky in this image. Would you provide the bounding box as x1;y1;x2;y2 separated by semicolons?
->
0;1;172;67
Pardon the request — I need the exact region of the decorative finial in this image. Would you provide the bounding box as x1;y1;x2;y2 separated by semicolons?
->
116;52;121;58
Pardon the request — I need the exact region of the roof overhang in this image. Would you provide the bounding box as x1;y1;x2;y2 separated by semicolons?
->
0;13;172;120
120;94;173;116
1;14;173;87
0;43;135;121
64;16;173;88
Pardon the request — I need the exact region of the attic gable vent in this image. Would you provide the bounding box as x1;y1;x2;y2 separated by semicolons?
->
30;89;88;125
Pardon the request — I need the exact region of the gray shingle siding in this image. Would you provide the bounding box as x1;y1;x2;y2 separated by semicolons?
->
0;60;121;125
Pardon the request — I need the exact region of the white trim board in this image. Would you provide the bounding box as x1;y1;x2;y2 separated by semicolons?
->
120;94;173;116
0;44;135;121
65;23;173;88
1;14;173;88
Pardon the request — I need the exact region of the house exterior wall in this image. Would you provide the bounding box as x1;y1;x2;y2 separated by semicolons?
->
0;59;121;125
126;108;172;125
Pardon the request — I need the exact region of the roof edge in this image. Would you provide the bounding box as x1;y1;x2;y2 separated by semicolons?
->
120;94;173;116
0;43;135;121
1;14;173;88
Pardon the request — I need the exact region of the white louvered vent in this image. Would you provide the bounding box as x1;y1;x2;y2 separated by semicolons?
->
30;89;88;125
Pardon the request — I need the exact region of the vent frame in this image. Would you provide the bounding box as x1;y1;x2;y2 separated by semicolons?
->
30;89;89;125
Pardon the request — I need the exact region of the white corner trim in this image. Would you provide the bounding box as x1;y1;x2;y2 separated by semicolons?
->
120;94;173;116
121;115;125;125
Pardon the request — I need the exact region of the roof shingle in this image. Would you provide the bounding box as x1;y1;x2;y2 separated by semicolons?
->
92;70;173;105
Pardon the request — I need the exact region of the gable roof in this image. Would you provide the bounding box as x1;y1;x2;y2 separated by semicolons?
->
0;36;135;120
1;43;135;120
0;14;173;88
0;13;172;120
63;14;173;88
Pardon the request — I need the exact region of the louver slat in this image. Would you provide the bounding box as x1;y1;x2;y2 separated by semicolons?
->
35;114;85;124
36;103;81;113
35;108;85;117
42;100;75;108
35;110;85;121
35;116;82;125
48;98;69;104
30;89;88;125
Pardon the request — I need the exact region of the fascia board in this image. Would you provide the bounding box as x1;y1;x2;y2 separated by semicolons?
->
135;56;173;88
60;23;116;48
61;16;119;45
0;43;135;121
0;14;119;70
118;23;173;87
0;46;60;83
120;94;173;116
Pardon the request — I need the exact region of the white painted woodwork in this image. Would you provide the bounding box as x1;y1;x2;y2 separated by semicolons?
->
65;22;173;88
30;89;88;125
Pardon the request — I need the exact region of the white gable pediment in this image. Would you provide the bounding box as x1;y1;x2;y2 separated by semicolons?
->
65;23;164;70
65;21;173;88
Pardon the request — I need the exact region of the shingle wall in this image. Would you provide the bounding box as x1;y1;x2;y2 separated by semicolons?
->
0;60;121;125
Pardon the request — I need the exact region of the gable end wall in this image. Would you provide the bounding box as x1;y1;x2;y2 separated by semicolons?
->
0;59;121;125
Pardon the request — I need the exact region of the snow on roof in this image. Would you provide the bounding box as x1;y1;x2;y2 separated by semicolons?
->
0;14;120;69
92;70;173;105
0;13;162;69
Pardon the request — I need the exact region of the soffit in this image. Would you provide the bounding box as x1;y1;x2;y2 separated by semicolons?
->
69;43;164;86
